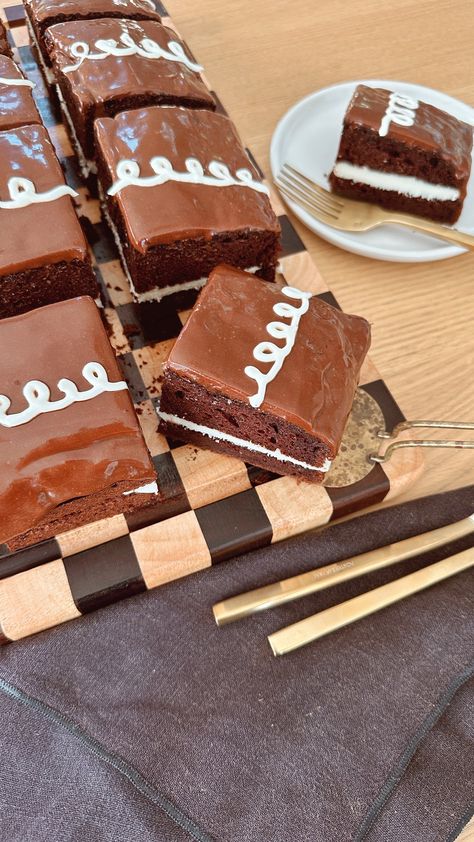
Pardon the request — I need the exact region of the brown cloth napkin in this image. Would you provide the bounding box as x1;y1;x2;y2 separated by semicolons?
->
0;486;472;842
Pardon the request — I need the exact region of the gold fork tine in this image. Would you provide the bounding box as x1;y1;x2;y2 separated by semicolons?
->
279;171;339;214
275;178;340;222
283;163;344;210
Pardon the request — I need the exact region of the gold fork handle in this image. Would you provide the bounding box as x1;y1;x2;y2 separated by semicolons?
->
268;547;474;656
381;212;474;249
212;515;474;625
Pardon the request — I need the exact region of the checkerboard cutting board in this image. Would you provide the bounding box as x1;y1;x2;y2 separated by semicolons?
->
0;1;423;644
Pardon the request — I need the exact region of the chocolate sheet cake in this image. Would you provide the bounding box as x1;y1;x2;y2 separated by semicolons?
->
0;123;98;318
0;55;41;130
95;106;281;301
24;0;162;76
158;265;371;481
45;17;215;174
0;296;158;550
330;84;473;224
0;19;12;58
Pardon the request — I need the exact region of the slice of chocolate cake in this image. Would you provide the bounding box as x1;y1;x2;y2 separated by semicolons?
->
45;17;215;175
330;84;473;224
24;0;162;79
0;19;12;58
0;55;41;130
95;106;281;302
0;123;98;318
0;296;158;550
158;265;371;482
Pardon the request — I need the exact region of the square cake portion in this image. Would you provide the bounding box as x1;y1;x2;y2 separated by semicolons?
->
0;123;98;318
0;20;12;58
158;265;371;481
0;296;158;550
95;106;281;301
0;55;41;130
24;0;162;75
45;17;215;175
330;84;473;224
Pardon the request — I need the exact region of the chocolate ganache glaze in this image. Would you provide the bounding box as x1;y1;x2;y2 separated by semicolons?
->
0;56;41;131
164;265;371;450
0;124;88;275
341;84;473;186
45;18;214;115
95;106;280;252
0;297;156;544
25;0;162;33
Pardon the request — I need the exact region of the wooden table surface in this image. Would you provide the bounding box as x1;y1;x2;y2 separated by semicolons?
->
165;2;474;839
167;0;474;510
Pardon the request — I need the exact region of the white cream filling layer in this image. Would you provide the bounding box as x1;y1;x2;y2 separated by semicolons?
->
100;185;262;302
131;266;262;303
123;481;158;496
333;162;460;202
158;411;332;474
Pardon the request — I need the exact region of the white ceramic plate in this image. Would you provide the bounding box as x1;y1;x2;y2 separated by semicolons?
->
270;79;474;262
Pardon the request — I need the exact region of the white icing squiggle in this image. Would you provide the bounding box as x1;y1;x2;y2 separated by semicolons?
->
158;411;332;473
108;157;269;197
379;92;419;137
333;162;460;201
62;32;203;74
0;177;78;210
244;286;312;409
0;75;35;88
0;362;128;428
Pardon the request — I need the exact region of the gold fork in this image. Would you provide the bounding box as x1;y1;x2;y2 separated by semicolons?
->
275;163;474;249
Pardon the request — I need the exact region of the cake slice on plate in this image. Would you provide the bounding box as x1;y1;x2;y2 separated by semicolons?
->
329;84;473;224
0;296;158;550
158;264;370;482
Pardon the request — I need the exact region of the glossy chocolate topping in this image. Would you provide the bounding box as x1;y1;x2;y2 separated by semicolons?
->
46;18;214;115
0;296;156;543
0;124;88;275
165;265;371;448
95;106;280;252
25;0;161;31
342;84;473;183
0;55;41;131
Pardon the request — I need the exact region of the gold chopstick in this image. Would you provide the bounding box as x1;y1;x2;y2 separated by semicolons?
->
268;547;474;656
212;514;474;626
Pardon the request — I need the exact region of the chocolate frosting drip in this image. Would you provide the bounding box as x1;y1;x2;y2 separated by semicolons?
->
0;124;89;275
0;297;156;543
342;84;473;184
25;0;162;28
0;56;41;131
95;106;280;252
46;18;214;114
165;265;371;451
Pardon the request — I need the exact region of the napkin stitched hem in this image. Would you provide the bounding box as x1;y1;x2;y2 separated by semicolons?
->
354;659;474;841
0;675;214;842
446;804;474;842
